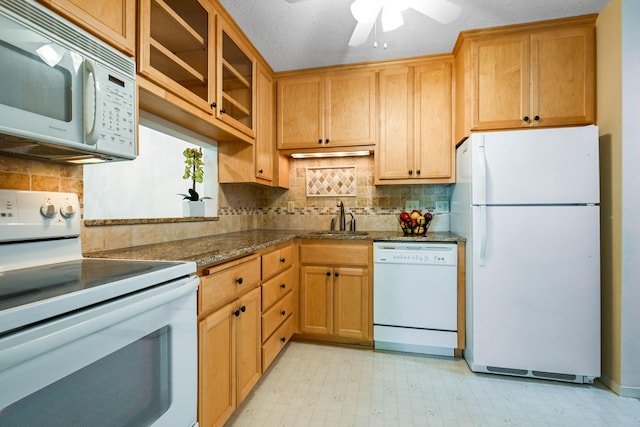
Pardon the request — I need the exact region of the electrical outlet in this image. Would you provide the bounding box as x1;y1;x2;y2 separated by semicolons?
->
287;201;295;213
405;200;420;211
435;201;450;213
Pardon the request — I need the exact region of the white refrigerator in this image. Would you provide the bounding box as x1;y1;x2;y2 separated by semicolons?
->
450;125;600;383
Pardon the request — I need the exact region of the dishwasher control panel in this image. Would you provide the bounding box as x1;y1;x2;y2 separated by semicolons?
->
373;242;457;266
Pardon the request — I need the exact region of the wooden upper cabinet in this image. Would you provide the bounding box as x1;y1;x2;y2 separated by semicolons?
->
217;17;256;138
472;33;529;130
138;0;216;114
38;0;136;55
456;16;596;140
529;26;595;127
377;60;454;184
277;76;323;149
254;63;274;182
277;70;376;150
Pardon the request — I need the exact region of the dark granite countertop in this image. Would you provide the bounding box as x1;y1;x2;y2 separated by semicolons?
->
84;229;465;268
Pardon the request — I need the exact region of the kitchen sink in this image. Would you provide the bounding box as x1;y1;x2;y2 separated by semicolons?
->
308;230;369;237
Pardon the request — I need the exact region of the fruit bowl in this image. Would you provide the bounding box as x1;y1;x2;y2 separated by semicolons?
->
398;210;433;236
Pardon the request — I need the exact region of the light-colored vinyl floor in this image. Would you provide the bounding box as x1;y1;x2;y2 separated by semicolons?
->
227;341;640;427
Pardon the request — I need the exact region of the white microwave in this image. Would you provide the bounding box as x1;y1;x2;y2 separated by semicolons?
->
0;0;137;164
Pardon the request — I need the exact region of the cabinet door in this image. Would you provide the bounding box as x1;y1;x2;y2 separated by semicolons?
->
472;34;529;130
276;76;324;149
333;267;370;339
235;287;261;404
198;301;235;427
299;265;333;335
138;0;216;114
325;71;377;147
530;26;595;127
217;18;256;137
39;0;135;55
415;62;453;179
255;63;274;182
377;66;413;179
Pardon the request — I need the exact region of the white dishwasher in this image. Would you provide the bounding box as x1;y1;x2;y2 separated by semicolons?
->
373;242;458;357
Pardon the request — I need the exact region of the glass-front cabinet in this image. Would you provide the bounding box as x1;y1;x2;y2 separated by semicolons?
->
138;0;215;114
217;18;255;138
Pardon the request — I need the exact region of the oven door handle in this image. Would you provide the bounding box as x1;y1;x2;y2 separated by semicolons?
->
0;277;198;372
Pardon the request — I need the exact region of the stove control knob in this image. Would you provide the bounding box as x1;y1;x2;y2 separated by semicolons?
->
60;203;76;218
40;202;57;218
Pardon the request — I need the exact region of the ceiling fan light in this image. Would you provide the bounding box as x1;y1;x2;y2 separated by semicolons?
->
381;7;403;32
351;0;379;23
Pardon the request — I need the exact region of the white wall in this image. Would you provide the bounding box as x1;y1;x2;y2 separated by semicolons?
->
84;112;218;219
621;0;640;389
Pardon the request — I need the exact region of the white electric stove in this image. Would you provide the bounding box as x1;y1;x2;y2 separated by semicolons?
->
0;189;199;427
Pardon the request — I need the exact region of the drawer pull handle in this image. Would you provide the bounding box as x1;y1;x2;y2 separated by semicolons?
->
280;257;286;263
281;310;286;316
280;284;286;289
236;277;243;285
280;337;286;343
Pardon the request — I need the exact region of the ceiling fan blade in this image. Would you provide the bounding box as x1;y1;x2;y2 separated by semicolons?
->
409;0;461;24
348;17;377;46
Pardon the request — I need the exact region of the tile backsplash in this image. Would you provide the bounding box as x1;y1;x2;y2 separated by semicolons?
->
0;156;83;196
1;154;449;252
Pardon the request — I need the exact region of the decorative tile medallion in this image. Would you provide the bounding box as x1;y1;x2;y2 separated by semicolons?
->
306;166;356;197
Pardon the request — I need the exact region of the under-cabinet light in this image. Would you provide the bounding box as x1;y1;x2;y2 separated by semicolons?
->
290;150;371;159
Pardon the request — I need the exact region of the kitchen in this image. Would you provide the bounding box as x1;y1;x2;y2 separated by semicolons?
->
1;0;639;426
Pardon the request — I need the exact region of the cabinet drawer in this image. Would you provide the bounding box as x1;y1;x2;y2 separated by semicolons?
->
262;243;294;280
199;255;261;313
261;291;294;341
261;266;295;311
300;241;370;266
262;315;295;372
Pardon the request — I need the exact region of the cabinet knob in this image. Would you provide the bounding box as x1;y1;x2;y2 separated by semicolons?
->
523;116;530;122
318;139;323;144
280;337;286;343
334;272;339;277
408;170;413;176
234;309;240;317
240;305;246;313
326;272;331;277
416;170;421;176
280;283;286;289
280;257;286;263
258;169;264;174
533;115;540;121
210;102;217;109
325;139;330;144
281;310;286;316
236;277;243;285
220;108;226;114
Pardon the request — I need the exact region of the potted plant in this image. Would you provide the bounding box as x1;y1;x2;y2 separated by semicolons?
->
179;147;210;217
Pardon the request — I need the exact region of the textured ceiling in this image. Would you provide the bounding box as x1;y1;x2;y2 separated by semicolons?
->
219;0;610;72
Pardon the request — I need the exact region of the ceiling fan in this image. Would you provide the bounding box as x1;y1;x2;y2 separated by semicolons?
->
285;0;462;47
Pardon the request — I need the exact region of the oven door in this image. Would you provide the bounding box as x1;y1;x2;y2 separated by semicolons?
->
0;276;199;427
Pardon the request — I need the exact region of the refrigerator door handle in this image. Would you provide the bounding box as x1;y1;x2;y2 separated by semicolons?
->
479;205;487;266
474;135;487;205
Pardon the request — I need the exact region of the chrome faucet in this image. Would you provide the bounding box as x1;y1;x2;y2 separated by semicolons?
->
337;201;346;231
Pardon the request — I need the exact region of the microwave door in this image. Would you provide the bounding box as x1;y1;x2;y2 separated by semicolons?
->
0;14;88;151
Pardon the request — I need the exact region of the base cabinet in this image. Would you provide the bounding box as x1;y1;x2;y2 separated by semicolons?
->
298;241;372;343
198;286;261;427
198;254;262;427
